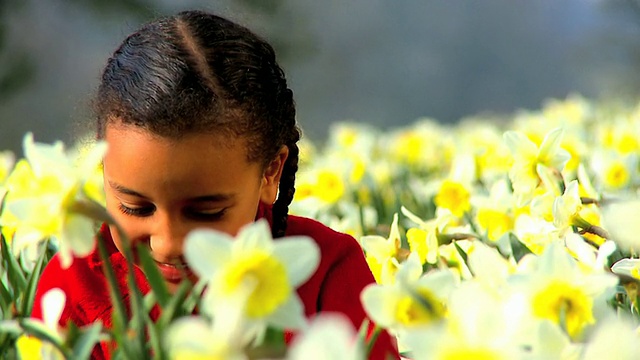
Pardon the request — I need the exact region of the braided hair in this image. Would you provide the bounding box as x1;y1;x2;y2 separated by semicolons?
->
95;10;300;238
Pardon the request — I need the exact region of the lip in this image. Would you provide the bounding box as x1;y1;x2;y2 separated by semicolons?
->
154;261;193;283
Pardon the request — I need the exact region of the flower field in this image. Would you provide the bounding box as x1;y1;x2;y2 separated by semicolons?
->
1;94;640;359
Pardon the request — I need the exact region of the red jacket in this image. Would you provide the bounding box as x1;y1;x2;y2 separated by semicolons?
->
33;202;398;359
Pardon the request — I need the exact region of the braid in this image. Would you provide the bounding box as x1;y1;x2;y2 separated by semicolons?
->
272;141;299;238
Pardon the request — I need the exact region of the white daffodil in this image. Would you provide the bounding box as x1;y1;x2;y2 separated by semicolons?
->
611;258;640;280
401;206;457;266
503;128;571;206
287;314;363;360
510;241;618;340
166;288;250;360
0;150;15;184
513;213;558;255
552;180;584;234
600;198;640;252
581;316;640;360
361;252;457;333
402;282;528;360
183;219;320;337
359;213;405;285
0;133;107;268
472;178;516;242
564;233;616;274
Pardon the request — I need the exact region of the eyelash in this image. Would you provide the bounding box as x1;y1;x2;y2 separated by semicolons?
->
117;203;227;221
118;203;154;217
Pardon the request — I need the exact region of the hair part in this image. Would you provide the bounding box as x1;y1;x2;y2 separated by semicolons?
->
95;10;300;237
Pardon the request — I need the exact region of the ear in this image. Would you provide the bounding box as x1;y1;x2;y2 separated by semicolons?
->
260;145;289;204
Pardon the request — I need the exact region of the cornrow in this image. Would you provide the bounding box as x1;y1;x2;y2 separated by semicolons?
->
272;139;300;238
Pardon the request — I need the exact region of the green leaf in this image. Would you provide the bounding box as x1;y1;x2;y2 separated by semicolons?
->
19;318;70;357
157;280;191;329
0;280;13;315
136;243;170;308
71;322;103;359
20;241;48;316
95;234;127;333
1;234;27;294
508;233;533;262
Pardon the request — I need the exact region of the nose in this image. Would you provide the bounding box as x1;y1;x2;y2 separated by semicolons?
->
149;213;187;263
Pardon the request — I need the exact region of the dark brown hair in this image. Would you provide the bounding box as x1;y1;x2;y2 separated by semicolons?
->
95;10;299;238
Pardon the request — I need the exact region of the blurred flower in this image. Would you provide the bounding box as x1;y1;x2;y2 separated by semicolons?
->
434;179;471;218
166;289;249;360
514;241;618;340
600;198;640;252
361;252;456;332
0;150;15;184
0;133;107;268
287;314;363;360
15;288;66;360
503;128;571;206
183;219;320;336
403;282;527;360
360;213;406;285
581;316;640;360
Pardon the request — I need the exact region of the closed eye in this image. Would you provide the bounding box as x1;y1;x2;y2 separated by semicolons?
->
118;203;155;217
184;208;227;222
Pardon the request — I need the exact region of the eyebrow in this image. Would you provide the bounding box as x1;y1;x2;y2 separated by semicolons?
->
108;180;234;202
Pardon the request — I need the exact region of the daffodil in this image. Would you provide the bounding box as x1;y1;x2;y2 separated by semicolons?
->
611;258;640;280
513;241;618;340
401;206;456;265
581;316;640;360
166;288;250;360
361;252;456;342
434;179;471;218
503;128;571;206
0;150;15;184
287;314;363;360
13;288;67;360
600;198;640;252
359;213;406;285
183;219;320;337
0;133;107;268
402;282;528;360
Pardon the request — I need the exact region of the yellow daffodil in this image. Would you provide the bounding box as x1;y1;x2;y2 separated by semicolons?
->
503;128;571;206
0;133;107;268
183;219;320;335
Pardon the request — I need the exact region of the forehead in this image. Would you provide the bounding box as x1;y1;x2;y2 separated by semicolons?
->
102;124;260;194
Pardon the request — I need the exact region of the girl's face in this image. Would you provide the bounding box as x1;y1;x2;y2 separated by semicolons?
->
102;123;287;293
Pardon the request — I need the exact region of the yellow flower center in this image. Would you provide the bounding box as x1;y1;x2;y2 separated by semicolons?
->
604;161;629;189
439;348;506;360
222;250;290;318
395;287;445;327
435;180;471;218
316;170;345;204
477;209;513;241
532;280;594;338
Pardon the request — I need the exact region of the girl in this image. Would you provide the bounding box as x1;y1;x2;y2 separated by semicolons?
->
32;9;398;359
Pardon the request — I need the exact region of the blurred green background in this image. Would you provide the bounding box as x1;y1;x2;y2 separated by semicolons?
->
2;0;640;154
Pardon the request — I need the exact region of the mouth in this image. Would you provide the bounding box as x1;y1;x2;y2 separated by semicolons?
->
154;261;193;283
